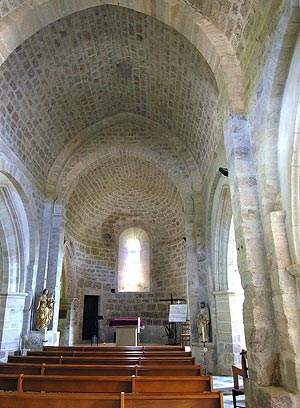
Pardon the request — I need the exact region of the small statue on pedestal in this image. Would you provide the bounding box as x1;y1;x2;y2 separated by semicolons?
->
36;289;55;342
197;301;210;343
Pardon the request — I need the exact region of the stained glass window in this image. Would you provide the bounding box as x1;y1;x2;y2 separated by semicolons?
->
118;227;150;292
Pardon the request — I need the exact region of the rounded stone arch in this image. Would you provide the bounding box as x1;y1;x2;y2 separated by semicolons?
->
211;179;232;292
0;156;38;293
278;28;300;265
0;156;39;353
47;113;200;199
61;240;77;299
0;1;244;112
208;174;245;373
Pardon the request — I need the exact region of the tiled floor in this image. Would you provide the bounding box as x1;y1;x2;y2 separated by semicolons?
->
213;376;245;408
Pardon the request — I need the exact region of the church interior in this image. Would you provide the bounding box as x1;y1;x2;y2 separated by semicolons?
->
0;0;299;407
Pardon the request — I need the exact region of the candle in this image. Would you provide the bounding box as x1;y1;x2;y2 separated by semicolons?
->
201;327;205;342
138;317;140;332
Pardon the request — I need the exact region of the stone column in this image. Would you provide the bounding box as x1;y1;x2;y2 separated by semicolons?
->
0;292;27;360
287;263;300;300
185;192;204;342
266;211;300;393
35;198;55;301
46;199;66;333
29;197;64;347
213;290;236;375
225;115;277;387
57;298;75;346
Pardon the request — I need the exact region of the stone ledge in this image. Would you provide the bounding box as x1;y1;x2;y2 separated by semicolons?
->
251;384;300;408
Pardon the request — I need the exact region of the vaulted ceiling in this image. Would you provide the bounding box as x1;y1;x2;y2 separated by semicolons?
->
0;1;281;244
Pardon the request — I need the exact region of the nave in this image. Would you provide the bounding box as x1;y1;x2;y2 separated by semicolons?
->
0;345;229;407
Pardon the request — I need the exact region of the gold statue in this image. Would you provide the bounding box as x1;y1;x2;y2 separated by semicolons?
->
197;301;210;342
36;288;54;330
46;293;54;327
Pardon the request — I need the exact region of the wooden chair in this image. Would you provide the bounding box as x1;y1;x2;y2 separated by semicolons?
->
232;349;248;408
180;320;191;346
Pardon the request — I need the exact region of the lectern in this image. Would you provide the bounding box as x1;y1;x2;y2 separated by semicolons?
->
109;317;144;346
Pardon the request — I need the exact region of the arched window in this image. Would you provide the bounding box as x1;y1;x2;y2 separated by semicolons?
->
118;227;150;292
211;182;246;372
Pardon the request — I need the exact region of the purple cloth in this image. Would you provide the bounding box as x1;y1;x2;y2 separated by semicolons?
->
109;318;145;328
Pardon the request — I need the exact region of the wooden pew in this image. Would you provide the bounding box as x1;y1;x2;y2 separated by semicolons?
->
0;374;132;393
124;392;224;408
232;349;248;408
0;362;43;375
0;374;212;394
136;364;202;376
132;375;213;393
139;357;196;365
8;355;196;366
27;350;192;357
0;362;202;377
44;364;136;376
0;392;121;408
42;345;186;352
0;391;224;408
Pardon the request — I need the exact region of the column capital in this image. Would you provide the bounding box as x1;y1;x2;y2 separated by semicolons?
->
287;263;300;278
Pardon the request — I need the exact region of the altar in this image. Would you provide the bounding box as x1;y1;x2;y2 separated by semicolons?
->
109;317;145;346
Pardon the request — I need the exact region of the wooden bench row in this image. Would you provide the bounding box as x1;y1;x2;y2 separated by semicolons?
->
8;355;196;365
0;391;224;408
43;345;186;352
0;362;203;376
28;349;192;357
0;374;213;393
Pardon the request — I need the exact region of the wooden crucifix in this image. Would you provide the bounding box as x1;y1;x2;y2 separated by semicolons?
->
160;293;186;345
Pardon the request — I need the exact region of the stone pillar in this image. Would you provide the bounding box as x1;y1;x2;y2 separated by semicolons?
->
0;292;26;359
29;198;64;347
287;263;300;300
46;199;66;333
57;298;75;346
225;115;278;387
35;198;55;301
266;211;300;393
185;193;204;342
213;290;236;375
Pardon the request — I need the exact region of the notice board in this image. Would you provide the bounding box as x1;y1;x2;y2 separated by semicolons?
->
169;304;188;323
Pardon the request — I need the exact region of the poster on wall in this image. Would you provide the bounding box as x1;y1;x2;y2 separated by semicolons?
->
169;304;188;322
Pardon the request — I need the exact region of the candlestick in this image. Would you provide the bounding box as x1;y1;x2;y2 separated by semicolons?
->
201;326;205;342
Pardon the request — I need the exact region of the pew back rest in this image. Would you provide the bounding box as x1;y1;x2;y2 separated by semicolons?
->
124;392;224;408
136;365;202;376
0;392;121;408
0;362;202;377
0;363;42;375
8;355;195;366
0;391;224;408
132;375;213;393
232;349;248;389
20;375;133;393
44;364;136;376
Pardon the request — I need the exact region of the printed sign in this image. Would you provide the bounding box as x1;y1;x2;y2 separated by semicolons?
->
169;304;188;322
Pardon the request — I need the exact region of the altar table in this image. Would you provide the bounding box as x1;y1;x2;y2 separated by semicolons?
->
109;318;145;346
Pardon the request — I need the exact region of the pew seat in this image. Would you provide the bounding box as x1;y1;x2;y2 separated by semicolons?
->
0;391;224;408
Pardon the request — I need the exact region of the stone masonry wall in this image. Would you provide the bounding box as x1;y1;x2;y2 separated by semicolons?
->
68;235;187;344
